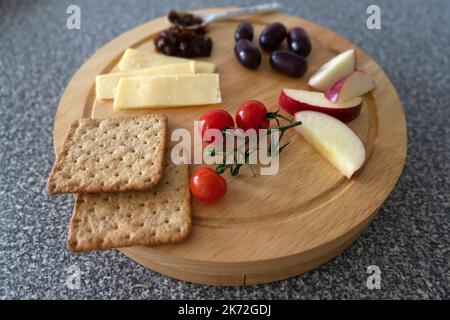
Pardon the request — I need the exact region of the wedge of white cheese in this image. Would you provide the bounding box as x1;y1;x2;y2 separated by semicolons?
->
118;48;216;74
95;62;195;100
113;74;221;109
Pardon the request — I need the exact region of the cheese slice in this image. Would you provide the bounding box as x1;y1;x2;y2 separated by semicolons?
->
95;62;195;100
114;74;221;109
118;48;216;74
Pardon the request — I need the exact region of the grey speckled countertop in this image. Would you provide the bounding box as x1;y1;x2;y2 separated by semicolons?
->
0;0;449;299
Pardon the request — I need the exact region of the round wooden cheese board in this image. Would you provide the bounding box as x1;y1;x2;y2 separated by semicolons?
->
52;8;407;286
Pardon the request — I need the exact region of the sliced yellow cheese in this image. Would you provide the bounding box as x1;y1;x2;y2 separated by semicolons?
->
95;62;195;100
118;48;216;74
114;74;221;109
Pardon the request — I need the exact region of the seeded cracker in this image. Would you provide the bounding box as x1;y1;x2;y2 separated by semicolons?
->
47;114;167;194
67;160;191;252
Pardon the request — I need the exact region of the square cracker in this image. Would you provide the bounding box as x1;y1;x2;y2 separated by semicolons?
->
47;114;167;194
67;161;191;252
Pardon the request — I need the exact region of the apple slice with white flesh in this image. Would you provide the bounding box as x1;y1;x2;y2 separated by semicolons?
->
308;49;356;91
279;89;362;122
294;111;366;178
325;71;375;103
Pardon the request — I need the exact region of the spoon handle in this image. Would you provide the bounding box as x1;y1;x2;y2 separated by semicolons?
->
203;3;283;24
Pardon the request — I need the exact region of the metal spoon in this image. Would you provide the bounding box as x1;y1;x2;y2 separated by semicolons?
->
175;3;283;29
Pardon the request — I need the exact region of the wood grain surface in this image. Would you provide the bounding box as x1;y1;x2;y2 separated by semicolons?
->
52;8;407;285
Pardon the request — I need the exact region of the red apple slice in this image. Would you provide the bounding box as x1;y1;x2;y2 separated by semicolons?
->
279;88;362;122
294;111;366;178
308;49;356;91
325;71;375;103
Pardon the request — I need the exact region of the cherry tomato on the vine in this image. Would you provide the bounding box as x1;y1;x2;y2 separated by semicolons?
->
190;167;227;203
235;100;270;132
199;109;234;143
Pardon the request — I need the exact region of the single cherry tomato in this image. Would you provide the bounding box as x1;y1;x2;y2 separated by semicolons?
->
199;109;234;143
235;100;270;132
190;167;227;203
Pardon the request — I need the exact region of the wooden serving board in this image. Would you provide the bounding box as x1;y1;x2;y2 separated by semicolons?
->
52;8;407;286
